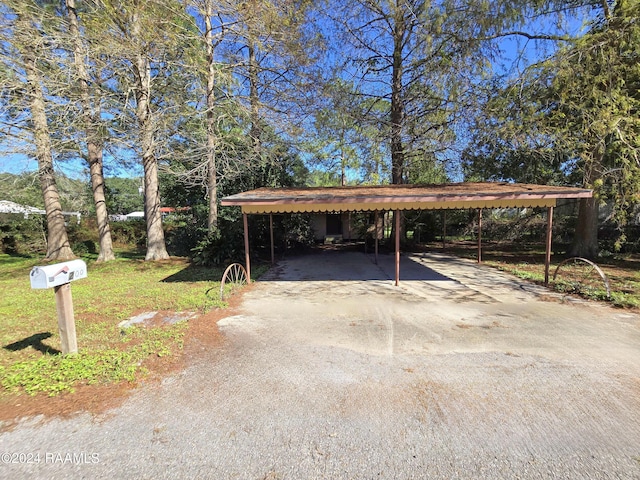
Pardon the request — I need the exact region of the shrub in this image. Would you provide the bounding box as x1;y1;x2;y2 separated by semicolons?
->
110;220;147;250
0;215;46;256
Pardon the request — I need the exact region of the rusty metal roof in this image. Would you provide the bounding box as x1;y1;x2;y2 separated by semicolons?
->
221;182;592;214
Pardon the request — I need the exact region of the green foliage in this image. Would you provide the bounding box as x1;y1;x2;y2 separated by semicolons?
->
164;218;206;258
464;1;640;250
279;214;315;250
609;291;640;309
304;79;386;184
66;219;99;254
191;226;244;267
0;172;91;213
104;177;144;215
306;169;343;187
404;211;442;243
484;250;640;309
406;153;449;185
552;0;640;240
2;322;187;396
0;173;44;208
109;220;147;249
0;215;47;255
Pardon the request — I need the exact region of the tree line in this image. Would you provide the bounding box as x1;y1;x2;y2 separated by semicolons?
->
0;0;636;262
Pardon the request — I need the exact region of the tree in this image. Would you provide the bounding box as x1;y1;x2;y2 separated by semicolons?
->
6;2;75;260
228;0;317;168
0;172;46;207
552;0;640;256
97;0;199;260
323;0;472;185
322;0;509;241
306;79;390;185
129;2;169;260
104;177;144;215
202;0;223;231
183;0;245;233
464;0;640;257
462;75;574;185
64;0;115;262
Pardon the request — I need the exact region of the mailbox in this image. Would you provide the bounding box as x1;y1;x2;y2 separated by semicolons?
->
30;259;87;289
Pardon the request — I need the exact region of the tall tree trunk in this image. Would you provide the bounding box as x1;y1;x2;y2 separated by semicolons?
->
390;0;405;185
339;120;346;186
389;2;406;243
204;0;218;232
569;197;599;259
17;14;74;261
570;148;602;258
248;39;261;160
131;11;169;261
66;0;115;262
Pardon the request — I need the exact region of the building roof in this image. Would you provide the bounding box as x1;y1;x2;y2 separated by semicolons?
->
221;182;593;214
0;200;45;215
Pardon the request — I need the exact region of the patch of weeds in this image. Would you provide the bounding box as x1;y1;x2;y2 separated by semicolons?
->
510;268;543;282
202;290;227;310
0;253;227;400
550;279;613;303
251;264;270;279
1;351;138;396
486;261;544;283
2;323;187;397
609;292;640;309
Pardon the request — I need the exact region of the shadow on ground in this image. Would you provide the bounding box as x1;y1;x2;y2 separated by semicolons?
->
161;264;225;283
259;250;453;282
4;332;61;355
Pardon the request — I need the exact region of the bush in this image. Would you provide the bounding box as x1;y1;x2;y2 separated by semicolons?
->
110;220;147;250
191;229;244;266
71;239;97;255
0;215;47;256
164;213;207;257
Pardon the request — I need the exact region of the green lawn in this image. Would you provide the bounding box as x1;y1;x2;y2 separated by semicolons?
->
0;253;230;397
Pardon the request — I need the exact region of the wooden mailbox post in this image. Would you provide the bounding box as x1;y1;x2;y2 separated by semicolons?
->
30;259;87;355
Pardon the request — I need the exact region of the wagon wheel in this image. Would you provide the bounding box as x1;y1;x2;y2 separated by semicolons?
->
552;257;611;298
219;263;248;300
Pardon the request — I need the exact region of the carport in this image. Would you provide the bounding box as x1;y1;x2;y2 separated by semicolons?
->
221;182;592;286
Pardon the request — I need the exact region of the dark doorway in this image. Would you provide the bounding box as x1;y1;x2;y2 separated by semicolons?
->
326;214;343;235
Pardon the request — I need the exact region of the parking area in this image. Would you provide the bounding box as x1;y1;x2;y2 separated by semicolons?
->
2;250;640;479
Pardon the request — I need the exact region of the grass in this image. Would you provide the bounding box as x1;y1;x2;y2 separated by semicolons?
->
0;252;244;397
427;240;640;309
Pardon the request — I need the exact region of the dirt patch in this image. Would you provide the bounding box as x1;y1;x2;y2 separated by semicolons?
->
0;381;133;431
182;286;250;355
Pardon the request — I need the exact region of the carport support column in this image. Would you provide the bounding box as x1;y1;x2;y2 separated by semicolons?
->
545;206;554;285
477;208;483;263
395;209;400;286
442;210;447;250
374;210;379;265
243;213;251;284
269;214;275;265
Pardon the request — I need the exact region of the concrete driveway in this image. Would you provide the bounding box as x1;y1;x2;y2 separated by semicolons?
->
2;251;640;479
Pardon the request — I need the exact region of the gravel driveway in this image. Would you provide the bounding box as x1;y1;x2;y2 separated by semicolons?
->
2;251;640;479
